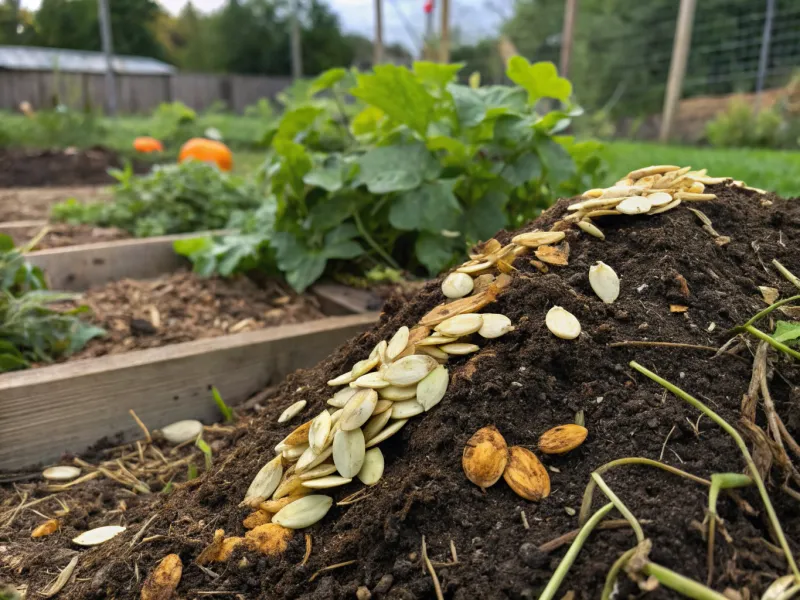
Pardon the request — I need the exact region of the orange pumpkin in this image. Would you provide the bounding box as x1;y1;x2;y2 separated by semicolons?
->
178;138;233;171
133;136;164;153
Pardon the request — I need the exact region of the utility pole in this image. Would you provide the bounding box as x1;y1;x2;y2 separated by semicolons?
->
374;0;384;65
439;0;449;63
97;0;117;115
290;0;303;79
559;0;577;77
659;0;696;142
754;0;775;112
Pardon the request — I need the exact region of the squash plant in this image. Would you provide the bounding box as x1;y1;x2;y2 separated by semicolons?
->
176;59;604;291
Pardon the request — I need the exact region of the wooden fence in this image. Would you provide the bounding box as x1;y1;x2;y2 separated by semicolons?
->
0;71;292;113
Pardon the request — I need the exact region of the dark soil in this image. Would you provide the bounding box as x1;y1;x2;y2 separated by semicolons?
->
0;185;110;222
3;184;800;599
0;147;150;188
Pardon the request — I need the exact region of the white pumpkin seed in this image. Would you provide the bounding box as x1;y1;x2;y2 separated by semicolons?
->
327;387;358;408
282;444;308;460
351;356;380;379
416;365;449;411
649;197;681;214
301;476;352;489
386;326;410;360
298;463;338;481
333;428;366;478
416;334;459;346
369;340;387;361
296;445;333;473
582;188;604;198
589;262;620;304
645;191;673;207
599;185;645;199
366;419;408;448
42;466;81;481
378;385;417;401
161;419;204;444
373;399;394;415
456;260;493;274
327;370;355;386
441;272;474;299
762;575;795;600
278;400;307;424
273;475;304;500
358;448;384;485
72;525;126;547
329;408;343;426
243;455;283;503
351;372;390;389
363;409;393;441
440;342;480;355
434;314;483;337
340;388;378;431
308;411;332;453
511;231;565;247
417;345;449;360
616;196;652;215
476;314;512;339
383;355;438;386
628;165;680;180
272;495;333;529
577;220;605;240
545;306;581;340
391;399;424;419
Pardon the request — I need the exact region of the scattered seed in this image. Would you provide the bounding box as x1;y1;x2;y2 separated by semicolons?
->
362;409;393;442
645;191;673;207
478;313;514;339
296;446;333;474
435;314;483;337
649;198;681;215
297;464;338;481
391;399;425;419
675;192;716;201
387;326;410;360
417;365;449;411
503;446;550;501
333;428;366;478
302;476;353;490
442;272;475;299
628;165;680;179
282;444;309;461
511;231;565;248
462;426;508;489
358;448;384;485
327;387;358;408
535;243;569;266
417;345;449;361
440;343;480;355
278;401;307;424
243;455;283;504
419;288;499;327
588;262;620;304
545;306;581;340
366;419;408;448
340;388;379;431
141;554;182;600
670;305;689;313
308;411;332;454
378;385;417;401
327;370;356;386
351;372;391;389
281;421;312;448
577;220;605;240
350;356;380;379
616;196;652;215
72;525;127;546
42;466;81;482
160;420;204;444
272;474;305;500
758;286;779;305
272;495;333;530
600;186;645;199
582;188;604;198
373;399;394;415
383;355;438;386
31;519;60;538
417;334;460;346
538;424;588;454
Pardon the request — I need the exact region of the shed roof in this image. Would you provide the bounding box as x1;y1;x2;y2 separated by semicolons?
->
0;45;176;75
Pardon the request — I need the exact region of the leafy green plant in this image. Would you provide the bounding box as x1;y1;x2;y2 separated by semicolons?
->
150;101;201;146
0;234;46;294
52;161;266;237
177;59;604;292
706;99;797;149
212;386;235;423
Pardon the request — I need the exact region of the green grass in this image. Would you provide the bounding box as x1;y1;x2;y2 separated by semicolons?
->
602;141;800;198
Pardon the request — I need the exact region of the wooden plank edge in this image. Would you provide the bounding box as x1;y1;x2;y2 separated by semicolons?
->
311;282;383;315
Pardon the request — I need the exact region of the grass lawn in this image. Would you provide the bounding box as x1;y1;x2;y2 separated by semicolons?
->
602;141;800;198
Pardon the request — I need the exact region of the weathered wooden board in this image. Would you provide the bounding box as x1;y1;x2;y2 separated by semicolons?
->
0;220;46;241
0;313;378;470
311;283;382;315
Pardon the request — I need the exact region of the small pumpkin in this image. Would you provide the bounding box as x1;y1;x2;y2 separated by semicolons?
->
178;138;233;171
133;136;164;153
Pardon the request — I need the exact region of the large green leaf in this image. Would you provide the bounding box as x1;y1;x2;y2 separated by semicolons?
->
303;155;347;192
414;61;464;88
507;57;572;105
538;139;576;186
426;135;470;166
501;152;543;187
356;143;440;194
173;236;212;257
462;188;508;242
351;65;435;135
415;232;457;275
494;115;535;146
773;321;800;346
323;224;364;260
447;84;487;128
308;195;357;231
389;180;462;233
276;106;324;141
309;68;347;96
478;86;528;113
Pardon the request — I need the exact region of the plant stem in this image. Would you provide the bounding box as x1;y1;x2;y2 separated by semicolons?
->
745;325;800;361
601;547;637;600
643;562;728;599
630;361;800;582
773;260;800;291
353;211;401;270
21;225;51;253
579;457;710;525
592;473;644;543
539;503;614;600
740;294;800;330
706;473;752;585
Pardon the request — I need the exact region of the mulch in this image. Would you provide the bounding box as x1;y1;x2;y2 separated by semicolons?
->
2;183;800;599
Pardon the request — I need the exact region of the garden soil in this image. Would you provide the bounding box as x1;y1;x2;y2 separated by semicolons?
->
3;184;800;599
0;185;110;222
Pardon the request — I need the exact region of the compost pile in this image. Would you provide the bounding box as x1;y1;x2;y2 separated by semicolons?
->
6;167;800;599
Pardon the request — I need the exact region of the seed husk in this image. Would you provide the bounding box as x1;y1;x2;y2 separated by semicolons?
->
340;388;378;431
600;185;645;199
649;197;681;214
297;463;338;481
503;446;550;501
511;231;565;248
568;197;623;212
72;525;127;546
616;196;652;215
758;286;780;305
278;400;307;424
435;314;483;337
327;387;358;408
577;220;605;240
365;419;408;448
545;306;581;340
362;409;393;442
628;164;680;180
417;345;449;361
243;455;283;504
588;262;620;304
296;446;333;474
141;553;182;600
675;191;716;201
272;474;305;500
383;354;438;386
272;495;333;529
462;426;508;489
582;188;604;198
456;260;493;274
161;420;204;445
419;287;499;327
440;343;480;355
417;334;459;346
282;444;308;461
308;411;332;454
386;326;410;361
358;448;384;486
535;243;569;266
42;465;81;481
441;272;475;299
333;428;366;478
478;313;514;339
31;519;60;538
378;385;417;401
351;372;390;389
302;476;353;490
416;365;449;411
245;523;293;556
282;421;312;447
391;399;424;419
538;424;588;454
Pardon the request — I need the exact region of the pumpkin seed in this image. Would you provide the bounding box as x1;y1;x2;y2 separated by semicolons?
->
419;289;498;327
351;372;390;389
327;370;355;386
600;186;645;199
327;387;358;408
378;384;417;401
589;262;620;304
435;314;483;337
369;340;387;361
358;448;384;486
308;411;332;453
416;334;459;346
582;188;604;198
649;198;681;214
296;446;333;474
511;231;565;248
675;191;716;201
161;419;204;444
72;525;126;547
280;421;312;449
545;306;581;340
42;466;81;481
329;409;343;426
577;220;605;240
441;272;474;299
645;191;673;207
363;409;393;441
366;419;408;448
418;345;449;361
333;428;366;478
391;399;424;419
628;165;680;180
417;365;448;411
616;196;652;215
272;495;333;529
340;388;378;431
688;181;705;194
567;197;623;212
440;343;480;355
282;444;308;460
297;463;338;481
301;476;352;490
385;326;410;361
478;313;514;339
351;356;380;379
584;209;620;218
272;474;305;500
456;260;493;274
244;455;283;503
535;243;569;266
462;426;508;488
373;399;394;415
383;355;438;386
278;400;307;424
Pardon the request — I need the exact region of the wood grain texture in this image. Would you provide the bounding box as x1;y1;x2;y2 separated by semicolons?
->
311;283;382;315
0;313;378;470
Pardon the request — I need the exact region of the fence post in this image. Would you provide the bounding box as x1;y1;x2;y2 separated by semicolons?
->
659;0;696;142
754;0;775;112
559;0;578;77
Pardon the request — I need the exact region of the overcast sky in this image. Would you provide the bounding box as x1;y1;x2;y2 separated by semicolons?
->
20;0;505;51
